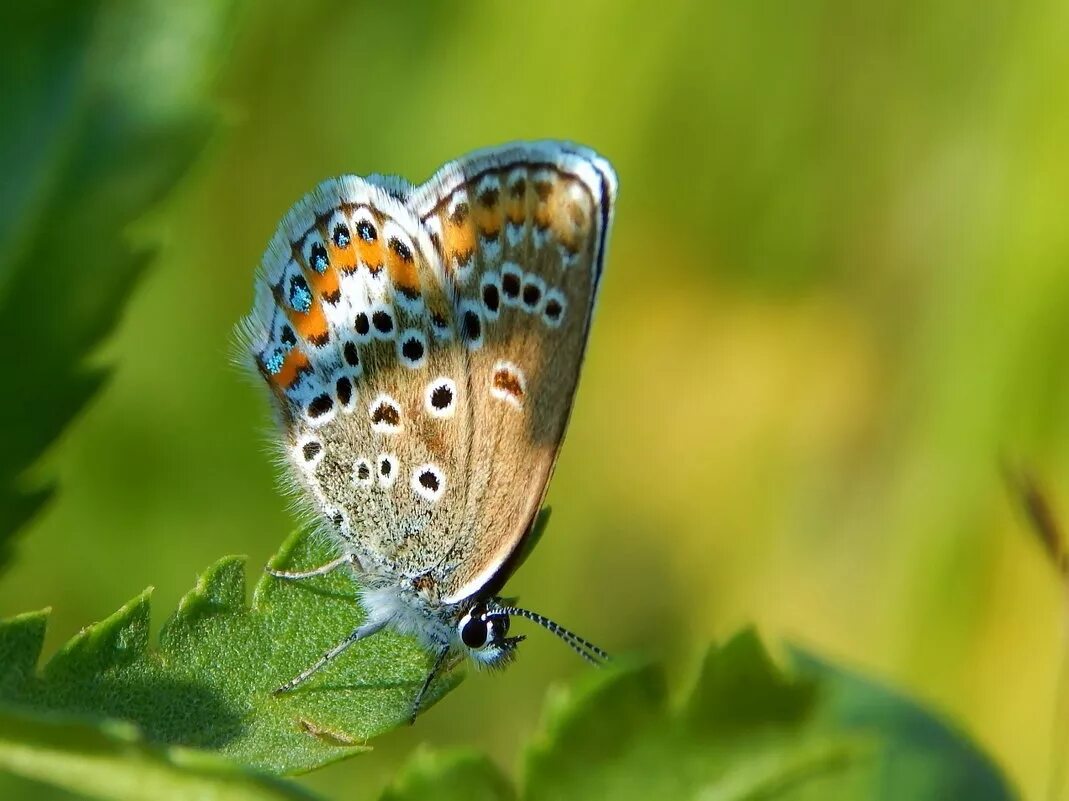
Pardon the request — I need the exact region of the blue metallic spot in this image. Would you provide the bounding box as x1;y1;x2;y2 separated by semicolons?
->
289;281;312;313
310;243;329;273
264;350;285;375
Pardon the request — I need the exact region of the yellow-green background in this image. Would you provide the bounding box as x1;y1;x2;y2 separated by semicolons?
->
3;1;1068;798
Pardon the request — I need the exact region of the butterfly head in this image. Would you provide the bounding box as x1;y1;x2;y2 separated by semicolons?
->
455;601;525;669
455;599;609;669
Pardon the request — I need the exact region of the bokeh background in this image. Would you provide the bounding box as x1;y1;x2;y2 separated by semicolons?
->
3;1;1069;798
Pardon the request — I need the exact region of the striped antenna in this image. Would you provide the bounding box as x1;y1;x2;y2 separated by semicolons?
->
492;605;609;665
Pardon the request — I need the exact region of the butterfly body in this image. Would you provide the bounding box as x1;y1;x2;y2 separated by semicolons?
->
242;142;616;708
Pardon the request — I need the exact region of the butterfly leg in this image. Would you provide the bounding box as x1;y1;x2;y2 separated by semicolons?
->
408;645;451;724
267;553;357;580
273;619;386;695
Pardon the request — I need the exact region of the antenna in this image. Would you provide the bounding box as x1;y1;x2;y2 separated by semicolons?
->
492;604;609;665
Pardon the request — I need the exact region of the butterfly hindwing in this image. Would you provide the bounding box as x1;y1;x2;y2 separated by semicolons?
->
412;142;617;602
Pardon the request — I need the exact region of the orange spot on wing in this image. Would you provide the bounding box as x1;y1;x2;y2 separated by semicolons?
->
270;349;311;391
356;238;385;275
386;249;421;296
304;262;340;301
442;212;476;265
533;177;555;230
473;203;503;238
327;241;357;274
286;301;329;346
505;194;526;226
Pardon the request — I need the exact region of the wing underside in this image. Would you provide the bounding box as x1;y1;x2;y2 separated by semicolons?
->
242;142;616;605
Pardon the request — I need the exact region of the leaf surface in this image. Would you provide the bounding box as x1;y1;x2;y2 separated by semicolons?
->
0;529;461;776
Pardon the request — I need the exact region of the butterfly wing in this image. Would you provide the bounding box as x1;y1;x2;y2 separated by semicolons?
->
242;176;474;584
410;142;617;603
243;142;616;608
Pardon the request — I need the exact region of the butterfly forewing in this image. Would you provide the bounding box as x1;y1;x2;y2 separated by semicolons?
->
244;142;615;607
412;143;616;602
245;178;472;581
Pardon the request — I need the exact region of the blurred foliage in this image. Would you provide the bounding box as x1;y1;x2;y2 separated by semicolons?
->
0;528;458;776
1;0;1068;799
0;610;1017;800
0;710;317;801
0;0;237;568
382;630;1013;800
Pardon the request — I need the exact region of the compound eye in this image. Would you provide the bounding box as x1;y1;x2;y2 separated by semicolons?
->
460;614;490;649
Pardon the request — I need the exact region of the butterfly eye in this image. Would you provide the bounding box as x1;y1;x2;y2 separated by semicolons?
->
460;612;490;649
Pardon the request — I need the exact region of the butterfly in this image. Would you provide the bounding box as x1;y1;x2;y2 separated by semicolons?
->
241;141;617;719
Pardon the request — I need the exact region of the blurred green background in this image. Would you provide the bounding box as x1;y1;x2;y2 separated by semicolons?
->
3;0;1068;798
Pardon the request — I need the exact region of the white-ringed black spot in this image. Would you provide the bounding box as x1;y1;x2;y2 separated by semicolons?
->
307;393;333;418
309;242;329;273
377;453;398;487
372;310;394;335
463;311;481;341
357;220;377;242
411;463;445;501
343;341;360;366
353;456;374;487
424;377;457;418
333;224;351;248
302;441;321;461
431;384;452;410
482;282;500;315
400;335;425;365
389;237;413;262
501;270;521;301
522;282;542;308
354;312;370;337
542;288;567;328
335;376;352;406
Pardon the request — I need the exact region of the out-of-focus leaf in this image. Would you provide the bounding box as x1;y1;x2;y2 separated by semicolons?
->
0;528;461;776
379;747;513;801
383;629;1016;800
0;0;238;571
523;631;862;801
0;707;320;801
791;647;1017;800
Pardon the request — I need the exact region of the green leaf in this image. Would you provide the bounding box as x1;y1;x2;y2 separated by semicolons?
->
0;0;238;571
0;707;320;801
386;629;1016;801
791;648;1015;801
379;747;513;801
0;529;461;776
